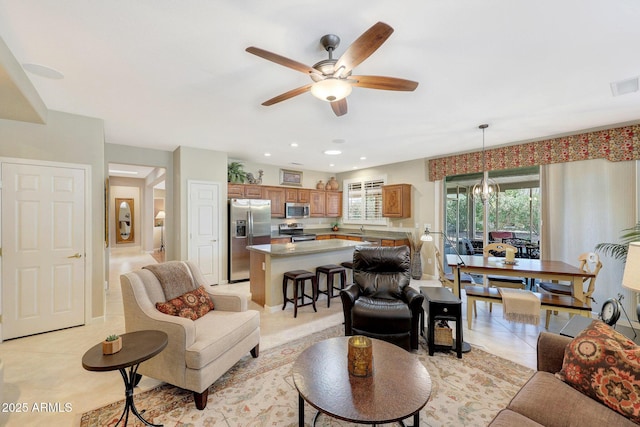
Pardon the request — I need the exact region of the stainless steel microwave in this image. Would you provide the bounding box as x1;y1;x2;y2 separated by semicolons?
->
285;202;310;219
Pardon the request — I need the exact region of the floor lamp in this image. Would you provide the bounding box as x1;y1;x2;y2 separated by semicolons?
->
155;210;166;252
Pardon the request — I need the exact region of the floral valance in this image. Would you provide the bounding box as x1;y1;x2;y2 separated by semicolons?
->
428;124;640;181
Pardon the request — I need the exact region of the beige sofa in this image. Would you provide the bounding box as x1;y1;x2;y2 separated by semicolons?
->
120;261;260;409
489;332;635;426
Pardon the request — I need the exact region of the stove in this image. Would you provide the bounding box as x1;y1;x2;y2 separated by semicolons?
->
278;223;317;242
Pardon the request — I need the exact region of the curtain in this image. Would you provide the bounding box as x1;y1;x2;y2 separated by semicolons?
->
540;158;636;314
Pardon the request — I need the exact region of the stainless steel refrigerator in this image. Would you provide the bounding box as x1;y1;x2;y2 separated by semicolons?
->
228;198;271;282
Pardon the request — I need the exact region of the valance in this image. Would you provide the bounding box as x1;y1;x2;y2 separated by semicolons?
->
428;124;639;181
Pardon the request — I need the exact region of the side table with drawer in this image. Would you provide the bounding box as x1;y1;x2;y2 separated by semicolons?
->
420;286;471;358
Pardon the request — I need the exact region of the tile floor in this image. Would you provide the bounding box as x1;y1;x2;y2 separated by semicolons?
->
0;247;576;427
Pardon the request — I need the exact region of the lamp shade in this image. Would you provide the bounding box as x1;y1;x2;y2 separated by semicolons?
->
623;242;640;291
155;210;166;220
310;78;352;102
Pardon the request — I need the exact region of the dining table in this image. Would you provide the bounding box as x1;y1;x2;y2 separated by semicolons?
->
446;254;596;304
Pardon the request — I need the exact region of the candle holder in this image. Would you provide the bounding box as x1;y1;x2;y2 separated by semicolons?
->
347;335;373;377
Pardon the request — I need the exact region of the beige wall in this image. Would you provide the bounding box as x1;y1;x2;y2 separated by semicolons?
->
0;110;106;318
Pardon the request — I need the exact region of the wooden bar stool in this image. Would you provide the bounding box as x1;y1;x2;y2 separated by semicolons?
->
282;270;318;318
315;264;347;307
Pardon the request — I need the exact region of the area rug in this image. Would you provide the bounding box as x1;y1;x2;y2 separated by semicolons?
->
78;326;534;426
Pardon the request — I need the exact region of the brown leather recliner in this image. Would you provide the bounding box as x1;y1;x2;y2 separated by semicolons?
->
340;245;424;351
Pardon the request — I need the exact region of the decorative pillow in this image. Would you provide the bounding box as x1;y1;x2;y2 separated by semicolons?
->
156;286;214;320
555;319;640;423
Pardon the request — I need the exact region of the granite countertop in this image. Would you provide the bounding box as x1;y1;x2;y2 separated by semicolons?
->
314;228;410;240
247;239;369;257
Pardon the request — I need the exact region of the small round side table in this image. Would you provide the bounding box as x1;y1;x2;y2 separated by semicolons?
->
82;330;168;426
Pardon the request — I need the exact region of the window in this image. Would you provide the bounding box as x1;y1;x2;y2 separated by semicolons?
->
343;176;387;225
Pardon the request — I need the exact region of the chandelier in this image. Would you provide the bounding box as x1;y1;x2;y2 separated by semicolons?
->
472;124;500;204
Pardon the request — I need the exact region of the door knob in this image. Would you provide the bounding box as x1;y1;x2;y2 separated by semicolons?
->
67;253;82;259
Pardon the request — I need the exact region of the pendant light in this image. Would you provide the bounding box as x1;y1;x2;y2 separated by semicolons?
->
472;124;500;204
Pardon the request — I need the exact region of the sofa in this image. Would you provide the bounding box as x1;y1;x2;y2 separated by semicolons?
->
489;331;636;426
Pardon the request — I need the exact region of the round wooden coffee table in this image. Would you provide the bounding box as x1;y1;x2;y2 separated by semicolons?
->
293;336;432;426
82;330;168;427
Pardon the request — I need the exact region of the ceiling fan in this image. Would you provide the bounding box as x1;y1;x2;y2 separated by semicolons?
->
246;22;418;117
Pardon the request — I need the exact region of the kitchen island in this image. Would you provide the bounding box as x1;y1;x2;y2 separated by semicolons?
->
247;239;368;310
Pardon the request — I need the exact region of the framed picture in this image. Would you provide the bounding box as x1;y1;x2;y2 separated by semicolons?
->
280;168;303;186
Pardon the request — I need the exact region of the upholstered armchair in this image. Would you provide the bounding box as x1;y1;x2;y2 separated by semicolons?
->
120;261;260;410
340;246;424;351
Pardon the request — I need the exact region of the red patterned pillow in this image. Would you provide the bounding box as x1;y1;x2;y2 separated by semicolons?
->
156;286;214;320
556;319;640;423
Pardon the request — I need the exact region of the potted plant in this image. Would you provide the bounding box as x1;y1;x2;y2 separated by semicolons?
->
227;162;247;184
102;334;122;355
595;222;640;261
331;221;340;231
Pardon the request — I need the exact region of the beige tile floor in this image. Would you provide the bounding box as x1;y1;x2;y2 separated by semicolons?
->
0;247;576;427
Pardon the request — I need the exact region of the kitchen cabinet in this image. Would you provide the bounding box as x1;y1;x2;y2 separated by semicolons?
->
262;186;286;217
270;237;291;244
227;183;244;198
309;190;325;217
325;191;342;217
315;235;331;240
297;189;310;203
285;188;298;203
244;185;264;199
382;184;412;218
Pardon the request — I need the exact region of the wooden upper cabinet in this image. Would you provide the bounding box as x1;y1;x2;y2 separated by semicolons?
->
325;191;342;218
244;185;264;199
228;183;244;198
285;188;298;203
262;186;286;217
382;184;412;218
309;190;326;217
297;188;310;203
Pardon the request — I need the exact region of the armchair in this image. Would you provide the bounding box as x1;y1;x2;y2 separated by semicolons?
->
120;261;260;410
340;246;424;351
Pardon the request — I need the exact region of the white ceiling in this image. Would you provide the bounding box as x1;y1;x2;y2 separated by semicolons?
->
2;1;640;173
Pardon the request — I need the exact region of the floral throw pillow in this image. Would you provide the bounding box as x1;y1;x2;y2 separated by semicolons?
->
555;319;640;423
156;286;214;320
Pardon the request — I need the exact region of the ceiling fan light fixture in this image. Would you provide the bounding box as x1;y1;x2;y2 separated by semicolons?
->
310;78;352;102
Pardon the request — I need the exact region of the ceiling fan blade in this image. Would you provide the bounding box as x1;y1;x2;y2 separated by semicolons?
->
330;98;348;116
333;22;394;76
350;75;419;91
246;46;320;76
261;83;313;106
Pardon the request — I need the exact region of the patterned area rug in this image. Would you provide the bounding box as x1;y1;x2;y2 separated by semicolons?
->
78;326;534;426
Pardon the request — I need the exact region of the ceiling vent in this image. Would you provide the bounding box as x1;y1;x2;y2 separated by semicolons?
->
610;77;639;97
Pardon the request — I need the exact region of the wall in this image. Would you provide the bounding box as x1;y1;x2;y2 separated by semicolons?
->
0;110;106;318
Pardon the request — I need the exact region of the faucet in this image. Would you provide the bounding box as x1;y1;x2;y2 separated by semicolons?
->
360;225;365;233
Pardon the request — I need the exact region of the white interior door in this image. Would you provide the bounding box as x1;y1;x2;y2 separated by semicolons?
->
2;162;86;340
188;181;220;284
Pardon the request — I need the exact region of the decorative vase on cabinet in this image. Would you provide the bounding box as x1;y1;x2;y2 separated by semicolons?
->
326;177;339;190
316;180;325;189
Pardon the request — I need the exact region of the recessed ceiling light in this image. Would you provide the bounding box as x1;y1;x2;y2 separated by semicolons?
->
324;150;342;155
264;152;271;156
290;143;298;147
352;166;358;170
22;63;64;79
360;156;367;160
329;163;335;167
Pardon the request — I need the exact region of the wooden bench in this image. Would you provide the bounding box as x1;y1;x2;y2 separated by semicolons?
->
464;285;592;329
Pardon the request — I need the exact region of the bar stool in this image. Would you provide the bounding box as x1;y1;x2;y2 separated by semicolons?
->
341;261;353;283
282;270;317;318
315;264;347;307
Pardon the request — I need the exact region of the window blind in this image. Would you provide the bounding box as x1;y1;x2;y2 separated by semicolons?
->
345;177;385;222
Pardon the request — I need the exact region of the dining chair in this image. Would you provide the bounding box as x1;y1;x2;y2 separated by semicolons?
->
537;252;602;324
434;247;476;290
